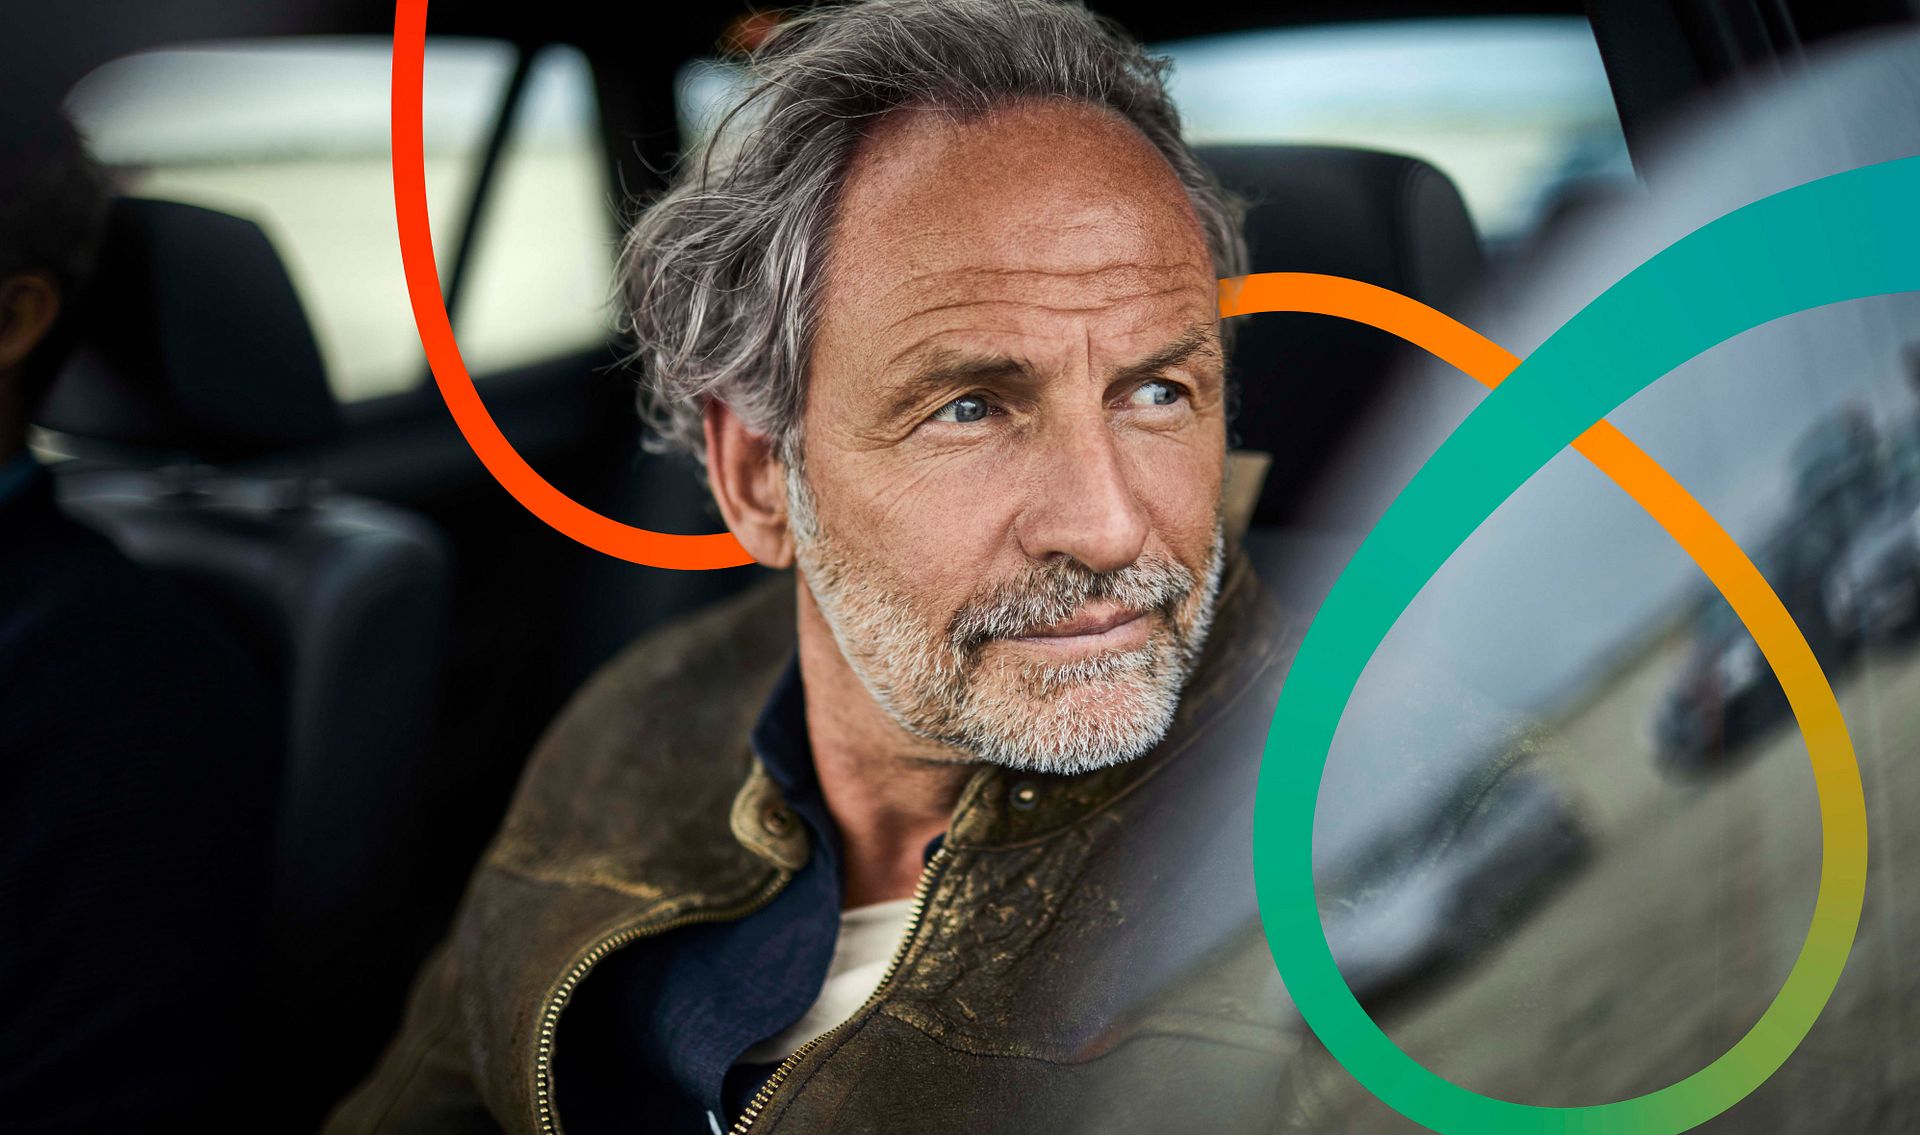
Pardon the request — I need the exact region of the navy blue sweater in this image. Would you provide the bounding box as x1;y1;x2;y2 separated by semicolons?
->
554;659;950;1133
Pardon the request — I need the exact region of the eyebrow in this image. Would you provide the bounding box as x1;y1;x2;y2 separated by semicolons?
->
879;321;1222;423
1111;323;1223;386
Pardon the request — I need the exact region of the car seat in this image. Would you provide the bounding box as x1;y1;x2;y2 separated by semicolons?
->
1195;144;1487;615
37;197;451;1127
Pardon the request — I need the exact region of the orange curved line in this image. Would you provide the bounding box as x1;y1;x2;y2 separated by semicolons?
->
1220;274;1741;546
1220;272;1523;381
391;0;754;569
1223;274;1853;815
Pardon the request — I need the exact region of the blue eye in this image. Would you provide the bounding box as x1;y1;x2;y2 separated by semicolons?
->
1128;380;1182;408
932;395;993;423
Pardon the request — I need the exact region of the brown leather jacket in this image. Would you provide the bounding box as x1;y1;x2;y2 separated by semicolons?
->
327;547;1304;1134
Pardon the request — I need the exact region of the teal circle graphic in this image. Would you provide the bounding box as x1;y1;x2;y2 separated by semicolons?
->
1255;156;1920;1134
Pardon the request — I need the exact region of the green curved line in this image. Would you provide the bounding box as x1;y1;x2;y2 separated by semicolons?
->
1256;155;1920;1133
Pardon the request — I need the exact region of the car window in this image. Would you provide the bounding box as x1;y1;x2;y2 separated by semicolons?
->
676;58;756;153
673;18;1629;249
449;45;614;377
67;39;613;404
1297;23;1920;1104
1154;18;1631;245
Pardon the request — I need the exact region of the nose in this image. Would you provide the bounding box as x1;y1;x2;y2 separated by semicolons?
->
1016;410;1150;574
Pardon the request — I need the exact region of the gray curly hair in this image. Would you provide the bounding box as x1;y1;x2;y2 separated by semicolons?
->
617;0;1246;467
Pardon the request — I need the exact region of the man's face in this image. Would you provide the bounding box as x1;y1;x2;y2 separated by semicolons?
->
793;100;1227;774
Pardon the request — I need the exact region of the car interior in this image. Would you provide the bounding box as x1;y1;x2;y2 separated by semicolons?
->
13;0;1919;1127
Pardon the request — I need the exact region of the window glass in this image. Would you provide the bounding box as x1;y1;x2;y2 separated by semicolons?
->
68;38;613;403
452;45;615;376
1154;18;1631;242
1303;288;1920;1120
1281;37;1920;1096
676;59;756;153
671;19;1629;246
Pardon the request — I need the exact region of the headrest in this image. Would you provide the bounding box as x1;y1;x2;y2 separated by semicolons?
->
0;81;76;201
37;197;340;462
1198;145;1485;526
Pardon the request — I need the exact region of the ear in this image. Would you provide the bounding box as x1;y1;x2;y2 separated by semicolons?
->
0;273;61;373
704;399;796;569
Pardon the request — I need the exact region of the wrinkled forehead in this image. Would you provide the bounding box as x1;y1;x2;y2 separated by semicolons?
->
821;100;1218;345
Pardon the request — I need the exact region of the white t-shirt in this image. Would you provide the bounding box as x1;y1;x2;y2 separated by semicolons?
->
738;896;917;1064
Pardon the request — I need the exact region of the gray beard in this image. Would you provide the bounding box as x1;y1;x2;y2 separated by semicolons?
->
788;466;1225;774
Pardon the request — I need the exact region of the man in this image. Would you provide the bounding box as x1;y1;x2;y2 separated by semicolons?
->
332;2;1302;1131
0;97;280;1128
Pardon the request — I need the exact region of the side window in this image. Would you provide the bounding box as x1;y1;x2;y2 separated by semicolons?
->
67;39;613;404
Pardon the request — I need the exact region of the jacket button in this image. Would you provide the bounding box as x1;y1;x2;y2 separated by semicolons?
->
762;805;796;836
1010;782;1039;810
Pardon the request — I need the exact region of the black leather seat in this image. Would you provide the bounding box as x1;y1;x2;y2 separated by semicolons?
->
38;197;451;1126
1196;145;1486;611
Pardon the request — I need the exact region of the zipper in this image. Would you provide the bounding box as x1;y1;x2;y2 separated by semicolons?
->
727;844;955;1135
532;869;793;1135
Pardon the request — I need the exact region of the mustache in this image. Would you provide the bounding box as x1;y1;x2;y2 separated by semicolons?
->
946;555;1197;652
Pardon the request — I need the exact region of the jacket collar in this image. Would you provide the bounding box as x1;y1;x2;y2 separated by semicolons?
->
456;468;1290;1132
736;662;836;876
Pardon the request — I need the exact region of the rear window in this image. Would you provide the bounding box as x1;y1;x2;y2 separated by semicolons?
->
67;38;614;404
1154;17;1631;243
672;17;1628;248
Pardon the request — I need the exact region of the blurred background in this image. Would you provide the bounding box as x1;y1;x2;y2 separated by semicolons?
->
5;0;1919;1130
